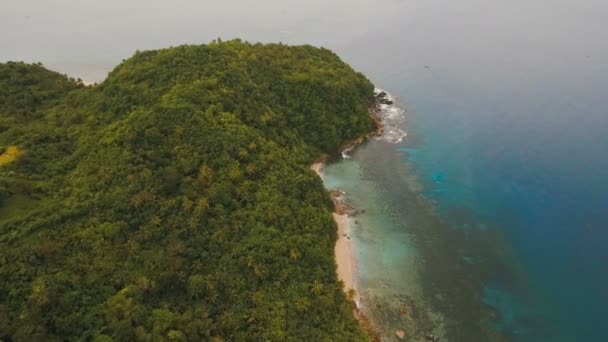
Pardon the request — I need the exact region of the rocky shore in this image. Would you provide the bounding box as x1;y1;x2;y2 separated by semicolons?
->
309;91;390;341
335;91;387;157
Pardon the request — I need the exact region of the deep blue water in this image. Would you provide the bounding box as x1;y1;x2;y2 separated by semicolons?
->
386;70;608;339
325;75;607;339
333;2;608;337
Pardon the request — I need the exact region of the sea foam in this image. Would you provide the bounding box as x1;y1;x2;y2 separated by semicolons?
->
374;89;408;144
341;89;407;159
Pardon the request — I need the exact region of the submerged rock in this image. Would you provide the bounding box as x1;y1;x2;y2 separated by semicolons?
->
329;189;359;215
426;333;440;342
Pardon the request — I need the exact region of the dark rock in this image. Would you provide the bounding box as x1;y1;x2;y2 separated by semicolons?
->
376;92;393;105
426;333;440;342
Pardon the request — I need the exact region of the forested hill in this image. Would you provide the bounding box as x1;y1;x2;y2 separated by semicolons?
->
0;40;376;341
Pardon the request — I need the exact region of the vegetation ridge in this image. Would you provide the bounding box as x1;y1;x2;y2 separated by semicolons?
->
0;40;376;341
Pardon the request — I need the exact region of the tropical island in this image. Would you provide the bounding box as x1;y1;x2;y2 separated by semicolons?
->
0;40;381;341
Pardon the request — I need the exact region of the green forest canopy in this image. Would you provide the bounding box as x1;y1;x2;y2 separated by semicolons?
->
0;40;376;341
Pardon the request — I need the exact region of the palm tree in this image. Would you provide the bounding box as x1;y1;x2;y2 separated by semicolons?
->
294;298;310;312
150;216;161;226
197;164;213;185
347;288;357;302
174;125;184;138
182;197;194;213
253;265;266;279
289;248;300;261
311;280;324;295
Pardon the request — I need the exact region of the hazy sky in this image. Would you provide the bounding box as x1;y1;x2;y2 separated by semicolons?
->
1;0;606;86
0;0;405;80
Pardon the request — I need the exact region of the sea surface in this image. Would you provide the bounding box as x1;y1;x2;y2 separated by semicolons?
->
3;0;607;340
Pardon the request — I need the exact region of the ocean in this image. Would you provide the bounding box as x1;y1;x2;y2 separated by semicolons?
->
323;85;607;340
3;0;607;340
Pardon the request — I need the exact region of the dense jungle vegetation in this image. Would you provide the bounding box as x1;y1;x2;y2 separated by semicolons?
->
0;40;376;341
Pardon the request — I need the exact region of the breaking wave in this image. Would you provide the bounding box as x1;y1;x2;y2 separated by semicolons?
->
375;88;407;144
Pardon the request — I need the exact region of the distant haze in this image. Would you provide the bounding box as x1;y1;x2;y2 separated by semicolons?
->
1;0;403;82
3;0;606;88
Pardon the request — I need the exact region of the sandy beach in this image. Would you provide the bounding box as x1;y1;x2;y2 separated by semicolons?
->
311;162;357;295
333;212;356;294
310;161;324;176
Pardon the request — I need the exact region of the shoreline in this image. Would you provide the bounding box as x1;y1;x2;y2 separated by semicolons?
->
333;212;356;294
309;91;388;341
310;90;387;298
311;162;357;296
311;160;381;342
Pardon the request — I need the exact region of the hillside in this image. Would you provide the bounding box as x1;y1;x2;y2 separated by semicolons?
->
0;40;376;341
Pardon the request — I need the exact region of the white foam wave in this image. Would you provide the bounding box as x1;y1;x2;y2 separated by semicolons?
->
341;145;354;159
374;88;407;144
340;89;407;159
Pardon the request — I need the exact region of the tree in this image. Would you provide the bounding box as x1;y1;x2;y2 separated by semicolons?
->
311;280;324;296
0;41;374;341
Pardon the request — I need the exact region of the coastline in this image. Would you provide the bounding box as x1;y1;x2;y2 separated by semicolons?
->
311;162;357;296
310;90;388;295
333;212;356;294
308;91;389;341
310;90;387;297
311;161;381;342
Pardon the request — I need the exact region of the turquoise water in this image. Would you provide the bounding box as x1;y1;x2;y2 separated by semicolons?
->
322;96;522;340
395;86;608;341
322;84;607;340
322;140;447;340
